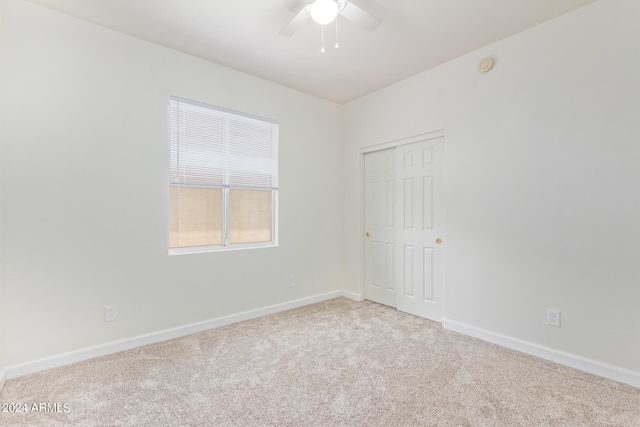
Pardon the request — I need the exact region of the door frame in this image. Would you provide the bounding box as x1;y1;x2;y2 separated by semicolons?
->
359;130;446;311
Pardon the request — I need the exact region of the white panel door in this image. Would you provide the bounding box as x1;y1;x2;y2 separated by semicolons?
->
396;137;445;321
364;148;397;307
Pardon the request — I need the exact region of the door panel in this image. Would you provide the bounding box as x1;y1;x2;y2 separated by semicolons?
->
364;148;397;307
396;137;445;321
403;245;414;297
423;247;434;301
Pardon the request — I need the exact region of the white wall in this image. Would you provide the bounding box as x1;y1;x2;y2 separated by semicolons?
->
2;0;639;385
0;0;10;391
0;0;345;369
344;0;640;374
0;116;4;389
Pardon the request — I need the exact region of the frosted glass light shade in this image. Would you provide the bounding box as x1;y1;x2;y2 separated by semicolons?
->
309;0;339;25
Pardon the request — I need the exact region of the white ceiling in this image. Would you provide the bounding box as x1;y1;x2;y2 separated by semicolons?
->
24;0;598;104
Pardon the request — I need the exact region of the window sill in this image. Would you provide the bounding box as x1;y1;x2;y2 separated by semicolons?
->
168;242;278;256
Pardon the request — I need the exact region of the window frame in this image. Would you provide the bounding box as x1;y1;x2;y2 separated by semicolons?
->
168;96;278;255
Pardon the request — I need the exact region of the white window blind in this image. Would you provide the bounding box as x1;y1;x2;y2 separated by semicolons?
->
168;96;278;253
169;97;278;190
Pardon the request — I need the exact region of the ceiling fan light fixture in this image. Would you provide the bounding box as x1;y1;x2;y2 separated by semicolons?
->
309;0;339;25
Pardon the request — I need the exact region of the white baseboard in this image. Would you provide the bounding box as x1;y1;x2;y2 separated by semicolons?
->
338;290;365;302
6;290;363;380
16;292;635;391
443;319;640;389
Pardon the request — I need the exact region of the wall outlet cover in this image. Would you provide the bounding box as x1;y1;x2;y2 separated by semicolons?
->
547;308;561;327
105;305;118;322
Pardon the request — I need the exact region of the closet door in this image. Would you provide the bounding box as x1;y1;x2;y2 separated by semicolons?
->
395;137;445;321
363;148;397;307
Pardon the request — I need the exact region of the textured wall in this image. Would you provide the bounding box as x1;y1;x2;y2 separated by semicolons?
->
1;0;344;368
3;0;640;381
343;0;640;373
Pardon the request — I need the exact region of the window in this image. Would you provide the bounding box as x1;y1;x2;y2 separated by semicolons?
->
169;96;278;253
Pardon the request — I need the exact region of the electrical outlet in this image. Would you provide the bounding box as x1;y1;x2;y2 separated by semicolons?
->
105;305;118;322
287;276;295;288
547;308;561;327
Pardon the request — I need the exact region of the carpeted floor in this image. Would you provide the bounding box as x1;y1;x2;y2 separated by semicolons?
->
1;297;639;426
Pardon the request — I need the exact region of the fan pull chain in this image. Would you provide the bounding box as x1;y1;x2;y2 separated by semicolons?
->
335;17;339;48
321;25;325;53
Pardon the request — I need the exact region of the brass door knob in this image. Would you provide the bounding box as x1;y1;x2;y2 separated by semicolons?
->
366;232;371;238
436;238;442;244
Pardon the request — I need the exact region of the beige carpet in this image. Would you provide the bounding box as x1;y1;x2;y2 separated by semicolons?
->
1;297;639;426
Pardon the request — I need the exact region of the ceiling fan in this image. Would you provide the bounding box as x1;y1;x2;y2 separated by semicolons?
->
279;0;382;37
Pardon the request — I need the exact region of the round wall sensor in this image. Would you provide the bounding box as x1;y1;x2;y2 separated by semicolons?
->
478;57;494;73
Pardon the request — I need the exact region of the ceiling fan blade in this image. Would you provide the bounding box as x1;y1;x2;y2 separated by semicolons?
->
279;6;311;37
339;1;381;32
